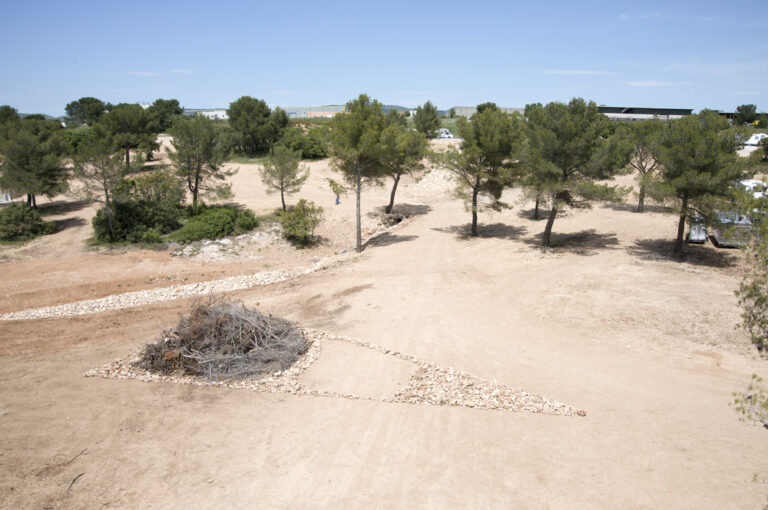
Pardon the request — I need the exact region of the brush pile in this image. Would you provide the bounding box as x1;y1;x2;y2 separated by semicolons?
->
138;298;310;380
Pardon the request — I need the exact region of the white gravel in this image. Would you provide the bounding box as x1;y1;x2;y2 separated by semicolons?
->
0;217;411;322
0;259;337;322
85;328;581;416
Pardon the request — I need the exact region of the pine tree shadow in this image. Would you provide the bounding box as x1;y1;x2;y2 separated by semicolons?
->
604;202;674;214
432;223;528;240
53;217;87;232
516;208;547;221
523;229;620;256
37;199;91;216
363;233;419;249
367;203;432;219
627;238;740;268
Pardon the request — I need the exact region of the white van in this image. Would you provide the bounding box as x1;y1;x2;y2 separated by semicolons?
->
710;212;752;248
744;133;768;146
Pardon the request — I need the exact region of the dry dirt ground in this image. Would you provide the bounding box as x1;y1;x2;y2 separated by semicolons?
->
2;145;768;509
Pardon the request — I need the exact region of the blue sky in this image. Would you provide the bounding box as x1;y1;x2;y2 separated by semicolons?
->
2;0;766;116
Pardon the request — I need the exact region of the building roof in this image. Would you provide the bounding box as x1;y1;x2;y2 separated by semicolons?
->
597;107;693;116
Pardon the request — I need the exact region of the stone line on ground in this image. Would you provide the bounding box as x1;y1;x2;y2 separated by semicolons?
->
0;265;316;322
85;328;580;416
0;215;415;322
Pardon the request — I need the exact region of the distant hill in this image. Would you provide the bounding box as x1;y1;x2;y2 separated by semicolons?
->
19;113;61;122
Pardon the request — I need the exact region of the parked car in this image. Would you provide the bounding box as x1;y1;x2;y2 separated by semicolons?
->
738;179;767;200
436;128;454;139
709;212;752;248
744;133;768;146
687;215;707;243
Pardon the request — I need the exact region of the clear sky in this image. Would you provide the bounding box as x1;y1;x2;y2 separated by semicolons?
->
2;0;766;116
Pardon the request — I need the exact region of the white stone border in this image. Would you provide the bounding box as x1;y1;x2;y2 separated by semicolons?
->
85;328;581;416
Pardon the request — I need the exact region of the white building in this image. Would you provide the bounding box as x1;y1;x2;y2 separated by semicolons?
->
184;108;229;120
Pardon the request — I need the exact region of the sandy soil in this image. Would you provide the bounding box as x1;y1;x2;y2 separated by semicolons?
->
2;145;768;509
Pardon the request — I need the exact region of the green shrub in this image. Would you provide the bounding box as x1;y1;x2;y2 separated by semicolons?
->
280;199;323;247
169;206;259;243
140;228;164;244
92;200;183;243
0;204;56;241
114;170;185;206
279;126;329;159
234;208;258;234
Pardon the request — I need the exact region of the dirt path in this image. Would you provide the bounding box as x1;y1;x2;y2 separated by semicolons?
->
1;160;768;508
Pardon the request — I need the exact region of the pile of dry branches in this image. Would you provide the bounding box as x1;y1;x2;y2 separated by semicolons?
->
138;297;310;380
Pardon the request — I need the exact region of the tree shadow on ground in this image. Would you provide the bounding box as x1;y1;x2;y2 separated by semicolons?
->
363;233;418;250
516;207;547;221
604;202;674;214
37;199;91;216
627;238;740;268
432;223;528;240
523;229;620;256
53;217;87;232
367;203;432;219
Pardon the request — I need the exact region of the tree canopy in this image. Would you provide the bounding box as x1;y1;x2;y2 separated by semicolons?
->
0;105;21;143
65;97;110;126
626;119;663;212
0;116;68;206
99;103;159;165
227;96;288;155
379;113;427;213
259;144;309;211
523;99;632;246
329;94;386;251
169;114;235;208
734;104;758;126
655;109;745;252
148;98;183;132
436;103;525;236
0;105;20;127
413;100;441;139
73;125;132;238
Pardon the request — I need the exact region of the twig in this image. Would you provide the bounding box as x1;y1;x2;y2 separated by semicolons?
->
63;448;87;467
67;472;84;493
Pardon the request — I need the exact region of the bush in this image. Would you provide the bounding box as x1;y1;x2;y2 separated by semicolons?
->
137;297;310;380
0;204;56;241
233;208;258;234
92;200;183;243
279;125;329;159
140;228;164;244
169;206;259;243
113;170;185;206
732;374;768;428
280;199;323;247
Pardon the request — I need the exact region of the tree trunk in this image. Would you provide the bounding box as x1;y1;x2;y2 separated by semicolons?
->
542;202;558;246
673;194;688;253
534;193;540;219
356;164;362;252
105;196;114;239
26;194;32;207
32;194;36;208
281;189;286;211
637;184;645;213
106;207;115;239
471;185;479;237
192;171;200;210
385;173;401;214
125;144;130;166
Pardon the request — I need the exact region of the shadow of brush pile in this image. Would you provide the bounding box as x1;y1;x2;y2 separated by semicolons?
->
137;297;310;381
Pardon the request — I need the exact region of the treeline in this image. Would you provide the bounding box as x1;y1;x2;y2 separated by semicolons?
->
0;94;762;254
328;95;756;254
